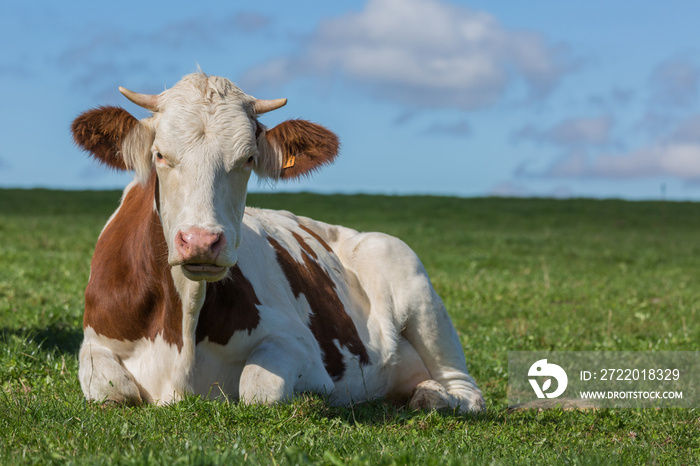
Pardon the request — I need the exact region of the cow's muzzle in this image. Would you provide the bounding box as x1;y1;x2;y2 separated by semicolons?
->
175;228;230;281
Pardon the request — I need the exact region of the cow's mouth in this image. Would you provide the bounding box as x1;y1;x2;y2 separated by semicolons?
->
182;264;228;281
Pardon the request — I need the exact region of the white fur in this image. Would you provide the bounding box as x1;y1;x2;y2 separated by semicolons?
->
80;207;485;412
79;72;484;412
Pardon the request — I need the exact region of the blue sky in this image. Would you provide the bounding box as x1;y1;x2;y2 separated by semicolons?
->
2;0;699;200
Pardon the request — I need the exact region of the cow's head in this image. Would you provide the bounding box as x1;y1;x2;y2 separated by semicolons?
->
72;72;339;282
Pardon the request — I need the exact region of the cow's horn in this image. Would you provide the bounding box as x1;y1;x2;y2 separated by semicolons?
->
119;86;159;112
254;98;287;115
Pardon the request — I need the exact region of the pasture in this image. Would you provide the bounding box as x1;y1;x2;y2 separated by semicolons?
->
0;188;698;464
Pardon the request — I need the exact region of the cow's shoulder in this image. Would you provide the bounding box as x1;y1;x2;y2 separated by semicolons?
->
84;172;183;350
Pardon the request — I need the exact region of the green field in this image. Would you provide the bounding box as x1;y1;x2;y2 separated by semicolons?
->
1;189;698;464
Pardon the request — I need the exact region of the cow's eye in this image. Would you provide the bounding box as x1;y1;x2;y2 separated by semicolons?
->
155;151;174;168
246;155;255;165
155;152;169;166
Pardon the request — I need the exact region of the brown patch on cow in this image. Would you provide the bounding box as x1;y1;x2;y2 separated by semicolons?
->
266;119;340;180
71;106;140;170
268;235;370;381
292;232;317;260
84;171;184;350
298;224;333;253
196;266;262;345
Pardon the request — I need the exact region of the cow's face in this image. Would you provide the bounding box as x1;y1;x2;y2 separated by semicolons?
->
72;72;339;282
147;76;262;281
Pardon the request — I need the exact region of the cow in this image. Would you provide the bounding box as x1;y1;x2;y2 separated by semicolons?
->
71;72;485;413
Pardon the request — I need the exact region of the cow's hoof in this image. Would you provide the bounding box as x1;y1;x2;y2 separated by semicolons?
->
408;380;452;411
409;380;486;413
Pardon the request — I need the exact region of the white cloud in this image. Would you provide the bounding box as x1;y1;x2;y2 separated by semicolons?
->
55;12;273;98
488;181;532;197
488;180;572;198
667;114;700;142
514;115;614;147
544;113;700;181
548;143;700;180
242;0;572;109
650;59;699;108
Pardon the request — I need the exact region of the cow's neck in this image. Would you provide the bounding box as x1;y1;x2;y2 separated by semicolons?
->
146;171;208;399
169;266;207;396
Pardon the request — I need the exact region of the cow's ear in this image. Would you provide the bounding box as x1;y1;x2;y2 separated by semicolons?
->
71;106;153;183
256;120;339;180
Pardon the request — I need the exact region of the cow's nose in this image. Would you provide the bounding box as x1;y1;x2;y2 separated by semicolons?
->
175;228;227;263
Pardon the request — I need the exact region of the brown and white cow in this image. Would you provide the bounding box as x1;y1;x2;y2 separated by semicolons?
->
71;72;485;412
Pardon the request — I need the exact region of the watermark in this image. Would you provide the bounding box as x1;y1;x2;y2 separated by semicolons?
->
528;359;568;399
509;352;699;408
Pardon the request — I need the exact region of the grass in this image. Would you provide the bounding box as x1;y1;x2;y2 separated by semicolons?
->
0;188;698;464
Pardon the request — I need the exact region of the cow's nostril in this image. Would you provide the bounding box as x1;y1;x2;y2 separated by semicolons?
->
176;231;190;253
210;233;226;254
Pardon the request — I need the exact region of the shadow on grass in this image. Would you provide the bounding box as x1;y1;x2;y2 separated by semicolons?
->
0;323;83;356
306;394;599;428
297;395;495;427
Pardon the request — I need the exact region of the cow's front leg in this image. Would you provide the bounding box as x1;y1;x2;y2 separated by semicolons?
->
78;336;148;405
239;337;332;405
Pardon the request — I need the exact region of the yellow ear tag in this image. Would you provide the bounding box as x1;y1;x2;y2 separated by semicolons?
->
282;155;296;169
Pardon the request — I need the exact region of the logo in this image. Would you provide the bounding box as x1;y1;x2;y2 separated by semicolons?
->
528;359;568;398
